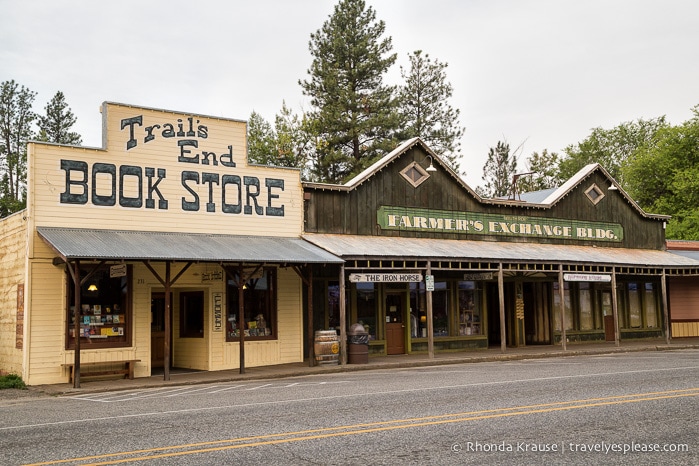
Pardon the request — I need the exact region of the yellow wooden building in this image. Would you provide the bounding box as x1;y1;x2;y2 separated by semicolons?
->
0;102;340;386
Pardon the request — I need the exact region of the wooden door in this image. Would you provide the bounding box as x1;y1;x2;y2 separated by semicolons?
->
385;293;405;355
151;293;167;368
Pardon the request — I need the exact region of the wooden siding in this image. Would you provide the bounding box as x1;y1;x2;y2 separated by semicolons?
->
668;277;699;320
27;103;304;258
0;212;27;376
304;146;666;250
671;322;699;338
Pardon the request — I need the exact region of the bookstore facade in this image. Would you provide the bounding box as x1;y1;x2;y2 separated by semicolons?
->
302;139;699;357
0;102;340;386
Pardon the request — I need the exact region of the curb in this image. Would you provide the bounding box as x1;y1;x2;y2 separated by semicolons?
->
23;343;699;398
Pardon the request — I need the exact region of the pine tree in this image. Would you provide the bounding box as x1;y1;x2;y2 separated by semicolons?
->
398;50;464;172
477;141;517;198
37;91;82;145
300;0;401;183
0;80;36;214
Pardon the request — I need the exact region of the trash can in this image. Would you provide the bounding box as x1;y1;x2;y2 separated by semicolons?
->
348;323;369;364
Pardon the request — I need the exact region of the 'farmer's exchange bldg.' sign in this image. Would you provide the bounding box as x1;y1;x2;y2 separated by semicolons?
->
59;114;286;217
378;206;624;242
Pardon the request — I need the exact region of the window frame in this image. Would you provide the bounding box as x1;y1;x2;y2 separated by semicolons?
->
65;264;133;350
226;267;278;342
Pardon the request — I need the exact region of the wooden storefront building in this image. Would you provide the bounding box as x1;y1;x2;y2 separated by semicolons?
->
0;102;341;386
302;138;699;358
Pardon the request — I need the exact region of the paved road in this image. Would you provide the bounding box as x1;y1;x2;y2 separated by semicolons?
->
1;350;697;465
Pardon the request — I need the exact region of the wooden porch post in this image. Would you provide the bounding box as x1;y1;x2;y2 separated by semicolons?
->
426;261;434;359
238;265;246;374
72;260;81;388
558;265;567;351
163;261;171;381
661;269;670;344
611;268;620;347
339;264;347;365
498;263;506;353
307;267;315;367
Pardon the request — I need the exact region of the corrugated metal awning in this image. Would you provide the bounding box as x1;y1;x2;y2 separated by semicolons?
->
37;227;343;264
303;233;699;268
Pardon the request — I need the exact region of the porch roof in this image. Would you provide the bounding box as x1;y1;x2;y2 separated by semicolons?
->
302;233;699;269
37;227;344;264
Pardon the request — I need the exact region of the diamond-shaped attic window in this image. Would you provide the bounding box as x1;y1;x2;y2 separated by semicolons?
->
584;184;605;205
400;162;430;188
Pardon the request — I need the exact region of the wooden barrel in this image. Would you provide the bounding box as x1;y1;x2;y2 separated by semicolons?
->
314;330;339;365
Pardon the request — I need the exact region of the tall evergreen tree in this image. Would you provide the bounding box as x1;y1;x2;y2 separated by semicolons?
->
300;0;401;183
477;140;517;198
398;50;464;172
0;80;36;214
37;91;82;145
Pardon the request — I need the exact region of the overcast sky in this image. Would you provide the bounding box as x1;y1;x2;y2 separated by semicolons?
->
3;0;698;187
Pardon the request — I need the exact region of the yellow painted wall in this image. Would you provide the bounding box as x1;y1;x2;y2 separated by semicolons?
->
26;102;303;240
0;212;27;376
671;321;699;338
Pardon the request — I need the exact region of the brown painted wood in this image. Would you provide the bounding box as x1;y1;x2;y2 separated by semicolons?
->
385;323;405;355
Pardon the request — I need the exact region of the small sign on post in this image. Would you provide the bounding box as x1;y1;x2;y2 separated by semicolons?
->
110;264;127;278
425;274;434;291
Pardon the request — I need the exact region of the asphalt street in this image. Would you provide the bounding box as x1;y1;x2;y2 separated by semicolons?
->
1;349;697;465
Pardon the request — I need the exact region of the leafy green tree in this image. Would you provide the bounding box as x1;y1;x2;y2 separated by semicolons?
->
559;117;667;186
299;0;401;183
623;108;699;239
247;103;313;179
274;101;313;176
37;91;82;145
397;50;464;172
477;140;517;198
247;111;277;166
516;149;562;192
0;80;36;215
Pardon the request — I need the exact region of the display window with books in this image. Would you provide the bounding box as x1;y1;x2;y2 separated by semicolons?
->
65;266;132;349
226;268;277;341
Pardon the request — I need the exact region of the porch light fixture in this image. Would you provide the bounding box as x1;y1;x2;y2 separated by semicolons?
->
423;155;437;172
608;184;618;191
87;284;98;292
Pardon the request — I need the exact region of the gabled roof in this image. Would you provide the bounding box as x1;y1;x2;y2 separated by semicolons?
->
533;164;668;221
302;140;668;222
303;137;481;199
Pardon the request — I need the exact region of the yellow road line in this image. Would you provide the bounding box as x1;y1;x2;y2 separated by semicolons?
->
25;387;699;465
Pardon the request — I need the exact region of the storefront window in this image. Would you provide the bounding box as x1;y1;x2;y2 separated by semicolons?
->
410;282;427;338
226;268;277;341
643;283;658;328
328;281;340;329
433;281;450;336
628;283;642;328
66;266;131;349
458;281;481;335
553;282;574;331
579;282;594;330
355;282;376;340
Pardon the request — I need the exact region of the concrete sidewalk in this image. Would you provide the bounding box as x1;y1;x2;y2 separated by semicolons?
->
30;337;699;397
